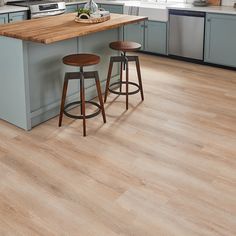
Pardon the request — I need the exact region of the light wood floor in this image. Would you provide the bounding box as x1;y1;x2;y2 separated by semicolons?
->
0;54;236;236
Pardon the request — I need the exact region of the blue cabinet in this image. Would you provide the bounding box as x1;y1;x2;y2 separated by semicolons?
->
9;11;27;23
66;4;78;13
205;13;236;67
1;12;27;24
77;3;85;10
145;21;167;55
66;3;85;13
0;14;8;24
99;4;123;14
123;20;167;54
124;22;145;49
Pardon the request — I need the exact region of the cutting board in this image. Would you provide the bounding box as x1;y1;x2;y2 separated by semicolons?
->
208;0;221;6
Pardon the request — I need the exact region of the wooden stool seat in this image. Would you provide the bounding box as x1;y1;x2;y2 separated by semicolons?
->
109;41;141;52
63;53;100;67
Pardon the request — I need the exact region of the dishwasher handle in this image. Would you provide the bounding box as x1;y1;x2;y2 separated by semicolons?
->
169;10;205;17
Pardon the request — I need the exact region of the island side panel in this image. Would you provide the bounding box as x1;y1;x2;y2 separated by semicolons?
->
0;36;31;130
26;38;80;127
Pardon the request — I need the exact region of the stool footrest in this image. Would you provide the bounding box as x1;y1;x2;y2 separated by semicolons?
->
108;81;140;96
64;101;101;120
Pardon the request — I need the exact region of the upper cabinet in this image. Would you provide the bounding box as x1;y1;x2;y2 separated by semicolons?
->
9;11;27;23
99;4;123;14
0;14;8;24
205;13;236;68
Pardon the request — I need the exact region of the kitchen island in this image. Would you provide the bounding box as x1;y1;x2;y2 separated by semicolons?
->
0;13;147;130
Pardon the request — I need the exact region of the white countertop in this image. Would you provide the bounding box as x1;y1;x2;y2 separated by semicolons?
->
0;5;28;14
168;4;236;15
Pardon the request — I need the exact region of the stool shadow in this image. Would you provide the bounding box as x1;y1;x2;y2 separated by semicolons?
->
91;96;144;134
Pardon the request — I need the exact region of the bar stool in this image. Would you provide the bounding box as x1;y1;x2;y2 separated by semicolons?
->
104;41;144;110
58;53;106;137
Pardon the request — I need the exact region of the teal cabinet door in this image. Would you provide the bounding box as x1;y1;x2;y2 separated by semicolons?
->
124;22;145;49
205;13;236;67
99;4;123;14
145;21;167;55
9;11;27;23
77;3;85;10
66;4;78;13
0;14;8;24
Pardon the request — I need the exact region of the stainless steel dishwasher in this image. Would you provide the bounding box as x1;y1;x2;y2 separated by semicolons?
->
169;10;205;61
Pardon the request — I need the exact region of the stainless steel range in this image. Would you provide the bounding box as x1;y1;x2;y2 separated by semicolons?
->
7;0;66;18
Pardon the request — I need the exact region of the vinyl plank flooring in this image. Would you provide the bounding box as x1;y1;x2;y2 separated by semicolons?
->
0;54;235;236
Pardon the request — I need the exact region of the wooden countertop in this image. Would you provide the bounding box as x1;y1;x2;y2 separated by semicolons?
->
0;13;147;44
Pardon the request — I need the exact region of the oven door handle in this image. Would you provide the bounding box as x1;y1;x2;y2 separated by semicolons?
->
31;9;65;19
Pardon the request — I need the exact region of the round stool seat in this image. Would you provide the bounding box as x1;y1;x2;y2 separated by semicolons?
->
109;41;141;52
63;53;100;67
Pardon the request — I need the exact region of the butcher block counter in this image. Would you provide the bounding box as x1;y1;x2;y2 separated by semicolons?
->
0;13;147;44
0;13;147;130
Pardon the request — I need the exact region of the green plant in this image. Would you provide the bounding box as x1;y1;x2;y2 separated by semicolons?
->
77;8;91;16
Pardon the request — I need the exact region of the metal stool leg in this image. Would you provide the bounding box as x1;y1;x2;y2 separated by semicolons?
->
104;58;114;103
135;57;144;101
80;69;86;136
125;59;129;110
94;72;106;123
58;74;69;127
80;78;83;115
120;61;123;92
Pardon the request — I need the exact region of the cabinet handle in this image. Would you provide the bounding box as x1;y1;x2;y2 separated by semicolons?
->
9;18;13;22
207;19;211;22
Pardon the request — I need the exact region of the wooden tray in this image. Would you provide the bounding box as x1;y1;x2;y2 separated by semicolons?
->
75;15;110;24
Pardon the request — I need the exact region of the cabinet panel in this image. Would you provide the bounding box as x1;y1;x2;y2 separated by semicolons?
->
77;3;85;10
145;21;167;55
0;14;8;24
9;11;27;23
66;4;78;13
100;4;123;14
124;22;145;49
205;13;236;67
27;38;79;113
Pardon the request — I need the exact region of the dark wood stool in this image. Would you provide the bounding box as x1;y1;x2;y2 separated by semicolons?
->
104;41;144;110
59;53;106;137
